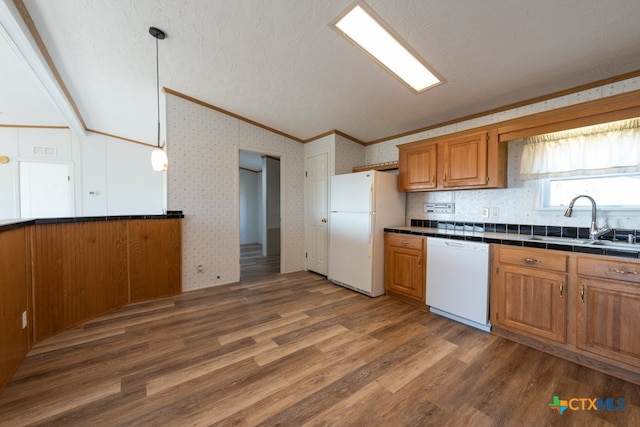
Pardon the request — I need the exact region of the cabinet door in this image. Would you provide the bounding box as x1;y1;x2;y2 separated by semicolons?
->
494;264;567;343
442;131;488;188
385;240;425;301
398;143;437;191
577;277;640;368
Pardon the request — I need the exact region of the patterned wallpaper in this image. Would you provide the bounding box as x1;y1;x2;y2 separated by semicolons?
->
166;94;305;291
365;76;640;230
334;134;365;175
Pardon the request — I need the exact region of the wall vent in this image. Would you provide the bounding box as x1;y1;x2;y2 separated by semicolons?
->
33;146;56;156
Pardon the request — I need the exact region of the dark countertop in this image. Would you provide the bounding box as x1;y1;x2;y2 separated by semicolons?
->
0;219;35;232
0;211;184;233
385;225;640;259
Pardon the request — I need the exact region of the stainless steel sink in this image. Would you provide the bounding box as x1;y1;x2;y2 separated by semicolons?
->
526;236;640;251
526;236;592;245
586;240;640;250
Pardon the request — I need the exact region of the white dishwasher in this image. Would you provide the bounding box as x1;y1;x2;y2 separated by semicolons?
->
426;237;491;332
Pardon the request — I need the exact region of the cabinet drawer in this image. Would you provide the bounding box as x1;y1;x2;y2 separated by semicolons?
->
498;247;567;272
387;234;424;250
577;257;640;284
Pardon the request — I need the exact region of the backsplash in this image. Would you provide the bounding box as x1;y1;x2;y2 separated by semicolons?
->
410;219;639;242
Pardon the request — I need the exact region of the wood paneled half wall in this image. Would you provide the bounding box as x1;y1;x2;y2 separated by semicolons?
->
0;227;31;395
0;217;182;392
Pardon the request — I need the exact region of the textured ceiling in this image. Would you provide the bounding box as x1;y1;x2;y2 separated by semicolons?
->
3;0;640;145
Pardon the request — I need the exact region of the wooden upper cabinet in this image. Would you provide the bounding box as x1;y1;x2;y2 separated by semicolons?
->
397;128;506;192
442;131;488;188
398;142;437;191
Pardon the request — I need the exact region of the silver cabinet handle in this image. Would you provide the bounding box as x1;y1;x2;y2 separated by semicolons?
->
608;268;638;275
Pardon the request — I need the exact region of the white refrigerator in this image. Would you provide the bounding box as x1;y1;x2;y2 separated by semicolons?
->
328;171;406;297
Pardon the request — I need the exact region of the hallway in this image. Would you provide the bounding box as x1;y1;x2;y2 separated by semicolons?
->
240;243;280;282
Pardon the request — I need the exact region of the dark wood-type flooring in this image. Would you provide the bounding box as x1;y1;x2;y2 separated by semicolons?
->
0;253;638;426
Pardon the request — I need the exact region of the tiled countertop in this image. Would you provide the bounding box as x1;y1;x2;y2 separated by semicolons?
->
385;225;640;259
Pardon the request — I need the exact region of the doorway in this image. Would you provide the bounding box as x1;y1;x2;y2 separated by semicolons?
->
239;150;281;280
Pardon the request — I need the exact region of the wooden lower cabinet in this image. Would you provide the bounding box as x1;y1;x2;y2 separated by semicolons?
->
492;246;568;343
494;265;567;343
491;245;640;385
384;234;426;305
576;257;640;369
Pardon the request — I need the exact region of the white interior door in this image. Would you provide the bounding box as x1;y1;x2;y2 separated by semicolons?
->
20;161;73;218
305;152;328;275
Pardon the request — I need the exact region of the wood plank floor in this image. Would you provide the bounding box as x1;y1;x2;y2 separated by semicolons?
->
1;265;639;426
240;244;280;282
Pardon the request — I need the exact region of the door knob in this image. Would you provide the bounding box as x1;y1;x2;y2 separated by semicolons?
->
321;218;327;223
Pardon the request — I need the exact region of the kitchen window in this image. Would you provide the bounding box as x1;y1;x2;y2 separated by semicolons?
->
520;117;640;210
542;173;640;209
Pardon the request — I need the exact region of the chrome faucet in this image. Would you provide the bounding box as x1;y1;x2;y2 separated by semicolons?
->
564;195;611;240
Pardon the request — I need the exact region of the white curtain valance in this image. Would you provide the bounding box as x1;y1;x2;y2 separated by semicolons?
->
520;118;640;180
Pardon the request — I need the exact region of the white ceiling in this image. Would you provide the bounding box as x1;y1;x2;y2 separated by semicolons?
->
2;0;640;145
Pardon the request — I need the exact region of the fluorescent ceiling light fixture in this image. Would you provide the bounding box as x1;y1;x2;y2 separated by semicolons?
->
333;2;443;93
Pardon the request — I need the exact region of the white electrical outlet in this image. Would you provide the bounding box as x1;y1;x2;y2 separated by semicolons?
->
490;207;500;218
482;208;489;218
22;311;27;329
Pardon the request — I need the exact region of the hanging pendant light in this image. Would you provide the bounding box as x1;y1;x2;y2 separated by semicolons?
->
149;26;168;171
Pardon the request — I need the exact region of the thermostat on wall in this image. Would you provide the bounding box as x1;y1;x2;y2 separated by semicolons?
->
424;203;455;213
